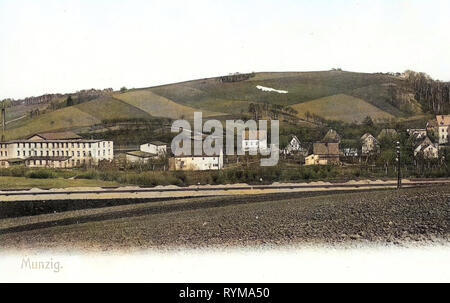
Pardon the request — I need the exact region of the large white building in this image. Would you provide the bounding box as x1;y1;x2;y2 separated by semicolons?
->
437;115;450;145
0;131;113;168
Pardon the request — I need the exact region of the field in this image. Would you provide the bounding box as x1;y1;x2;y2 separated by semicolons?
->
114;90;224;120
292;94;394;123
75;96;152;121
3;106;100;140
0;186;448;251
0;176;119;190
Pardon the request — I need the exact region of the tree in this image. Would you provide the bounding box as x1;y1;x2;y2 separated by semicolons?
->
120;87;128;93
66;96;74;107
363;115;374;127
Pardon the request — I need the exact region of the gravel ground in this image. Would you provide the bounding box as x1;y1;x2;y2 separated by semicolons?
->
0;186;449;252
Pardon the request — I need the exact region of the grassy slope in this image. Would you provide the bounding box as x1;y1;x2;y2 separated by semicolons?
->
4;71;424;138
148;71;423;118
292;93;395;123
4;96;155;140
75;96;152;121
114;90;223;119
4;106;100;140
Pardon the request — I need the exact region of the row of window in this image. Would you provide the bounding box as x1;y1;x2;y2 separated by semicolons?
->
15;149;111;157
0;141;111;149
27;159;94;167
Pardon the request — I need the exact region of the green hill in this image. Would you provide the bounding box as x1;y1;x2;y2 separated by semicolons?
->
3;70;425;140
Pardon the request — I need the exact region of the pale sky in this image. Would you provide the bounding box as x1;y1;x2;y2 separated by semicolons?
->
1;0;449;99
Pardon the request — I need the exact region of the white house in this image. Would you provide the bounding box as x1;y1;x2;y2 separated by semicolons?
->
283;135;308;155
140;141;167;156
414;143;439;159
241;130;267;153
437;115;450;145
125;151;158;164
0;131;113;168
361;133;380;155
169;150;223;171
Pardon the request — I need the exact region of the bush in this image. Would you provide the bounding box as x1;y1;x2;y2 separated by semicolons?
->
25;169;56;179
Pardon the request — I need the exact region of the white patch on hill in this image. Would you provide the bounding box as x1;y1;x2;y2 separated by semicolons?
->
256;85;288;94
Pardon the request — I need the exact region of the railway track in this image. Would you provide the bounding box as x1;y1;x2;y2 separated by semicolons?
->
1;179;449;202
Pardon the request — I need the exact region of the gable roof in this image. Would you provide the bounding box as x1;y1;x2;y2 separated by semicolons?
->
27;131;82;141
361;133;377;141
313;142;340;155
415;136;433;148
322;129;341;143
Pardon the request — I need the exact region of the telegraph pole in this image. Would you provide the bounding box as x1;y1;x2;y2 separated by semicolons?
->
1;107;5;142
396;141;401;189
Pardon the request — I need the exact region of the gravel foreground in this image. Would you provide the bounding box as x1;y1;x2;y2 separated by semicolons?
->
0;186;449;252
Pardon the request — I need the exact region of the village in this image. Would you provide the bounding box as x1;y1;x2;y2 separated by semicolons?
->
0;114;449;175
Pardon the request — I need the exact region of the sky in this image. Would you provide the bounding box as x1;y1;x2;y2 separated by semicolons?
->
1;0;450;99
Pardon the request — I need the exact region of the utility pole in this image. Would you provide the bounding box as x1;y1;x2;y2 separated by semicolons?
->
396;141;401;189
1;107;5;142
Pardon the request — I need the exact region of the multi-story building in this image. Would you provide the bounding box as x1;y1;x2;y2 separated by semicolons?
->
0;131;113;168
437;115;450;145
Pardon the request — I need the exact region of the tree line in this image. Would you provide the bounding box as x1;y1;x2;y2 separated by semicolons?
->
404;70;450;114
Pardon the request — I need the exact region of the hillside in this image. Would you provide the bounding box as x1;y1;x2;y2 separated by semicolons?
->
2;70;425;140
292;94;395;123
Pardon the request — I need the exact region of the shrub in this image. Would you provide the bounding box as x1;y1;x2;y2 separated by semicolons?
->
26;169;56;179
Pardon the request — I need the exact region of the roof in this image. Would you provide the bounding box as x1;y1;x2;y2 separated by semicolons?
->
126;151;157;158
415;136;433;148
27;131;82;140
361;133;376;141
313;142;340;155
243;130;267;140
322;129;341;143
146;141;167;146
436;115;450;126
